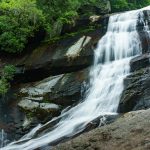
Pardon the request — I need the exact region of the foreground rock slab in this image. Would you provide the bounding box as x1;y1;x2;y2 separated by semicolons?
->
53;109;150;150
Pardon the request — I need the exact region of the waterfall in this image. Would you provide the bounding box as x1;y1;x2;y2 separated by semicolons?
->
1;7;149;150
0;130;9;148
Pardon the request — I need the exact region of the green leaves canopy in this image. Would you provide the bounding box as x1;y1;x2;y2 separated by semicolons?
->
0;0;44;53
110;0;150;12
0;0;150;53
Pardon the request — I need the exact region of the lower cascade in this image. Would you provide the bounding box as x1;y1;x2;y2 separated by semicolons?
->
1;7;150;150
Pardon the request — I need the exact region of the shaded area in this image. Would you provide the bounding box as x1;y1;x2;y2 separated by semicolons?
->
0;91;25;142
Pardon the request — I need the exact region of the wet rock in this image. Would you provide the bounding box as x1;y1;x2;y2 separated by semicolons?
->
18;99;39;110
17;68;89;126
18;99;60;117
130;54;150;72
118;67;150;113
47;68;89;106
19;68;89;107
13;30;101;83
39;103;60;113
138;31;150;54
20;75;64;98
52;109;150;150
0;93;25;141
137;10;150;53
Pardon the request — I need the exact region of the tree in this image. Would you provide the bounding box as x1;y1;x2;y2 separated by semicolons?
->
0;0;45;53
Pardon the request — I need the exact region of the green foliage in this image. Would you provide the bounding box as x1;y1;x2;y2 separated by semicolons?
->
110;0;128;11
36;0;108;38
0;0;45;53
0;0;150;53
36;0;81;38
0;79;9;95
0;65;16;95
0;0;104;52
2;65;16;80
128;0;150;9
110;0;150;12
60;11;78;24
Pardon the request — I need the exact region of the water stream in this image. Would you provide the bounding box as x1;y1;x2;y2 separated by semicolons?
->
1;7;150;150
0;130;9;148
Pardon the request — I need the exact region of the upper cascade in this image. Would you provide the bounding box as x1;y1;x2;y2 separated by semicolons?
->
94;9;143;64
1;7;150;150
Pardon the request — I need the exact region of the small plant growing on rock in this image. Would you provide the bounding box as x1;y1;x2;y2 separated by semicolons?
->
0;65;16;96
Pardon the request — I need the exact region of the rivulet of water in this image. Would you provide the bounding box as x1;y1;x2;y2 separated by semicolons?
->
0;130;9;148
1;7;150;150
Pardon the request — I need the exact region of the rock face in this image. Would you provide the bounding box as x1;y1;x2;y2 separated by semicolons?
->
0;94;25;141
53;109;150;150
47;68;89;106
18;99;60;117
119;46;150;113
130;54;150;72
118;67;150;113
14;31;101;83
138;10;150;53
18;68;89;124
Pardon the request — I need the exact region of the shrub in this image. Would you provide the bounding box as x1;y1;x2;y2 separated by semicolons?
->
0;65;16;95
110;0;150;12
0;0;45;53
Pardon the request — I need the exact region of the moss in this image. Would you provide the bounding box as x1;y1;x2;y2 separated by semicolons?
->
44;25;99;44
26;111;34;119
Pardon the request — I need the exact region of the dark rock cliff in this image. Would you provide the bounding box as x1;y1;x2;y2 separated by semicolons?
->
0;7;150;147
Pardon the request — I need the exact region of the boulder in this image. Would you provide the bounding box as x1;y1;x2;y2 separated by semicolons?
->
20;75;64;98
19;68;89;106
118;67;150;113
18;99;60;118
18;99;39;111
47;68;89;106
18;75;64;120
130;54;150;72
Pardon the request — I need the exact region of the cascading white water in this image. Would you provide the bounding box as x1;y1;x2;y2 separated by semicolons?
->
1;7;149;150
0;130;9;148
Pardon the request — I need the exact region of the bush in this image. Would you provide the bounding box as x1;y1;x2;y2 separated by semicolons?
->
0;65;16;95
37;0;109;38
0;0;150;53
110;0;150;12
0;0;45;53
